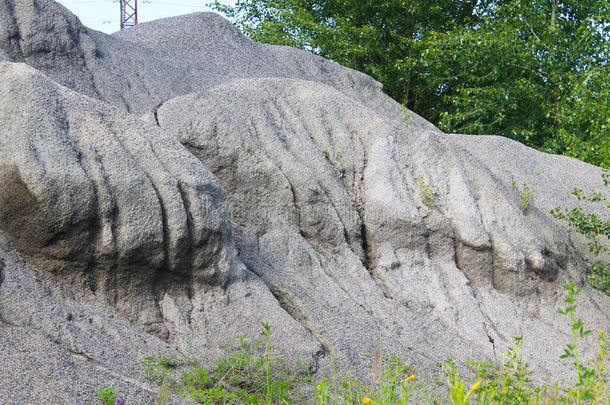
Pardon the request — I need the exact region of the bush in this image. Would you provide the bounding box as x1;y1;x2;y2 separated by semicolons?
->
551;170;609;295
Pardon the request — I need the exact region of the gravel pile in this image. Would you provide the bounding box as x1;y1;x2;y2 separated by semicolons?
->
0;1;607;403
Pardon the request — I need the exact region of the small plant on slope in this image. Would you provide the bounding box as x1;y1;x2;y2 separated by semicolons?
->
142;324;298;404
442;358;481;405
558;283;608;404
551;169;609;295
512;182;534;211
468;337;540;404
415;175;437;207
97;386;123;405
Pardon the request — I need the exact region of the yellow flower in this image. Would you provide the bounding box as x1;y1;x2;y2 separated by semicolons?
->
405;375;416;382
362;397;371;404
467;380;482;396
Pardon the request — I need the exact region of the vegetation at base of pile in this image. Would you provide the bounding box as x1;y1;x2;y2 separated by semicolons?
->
211;0;609;167
95;284;607;404
139;322;300;404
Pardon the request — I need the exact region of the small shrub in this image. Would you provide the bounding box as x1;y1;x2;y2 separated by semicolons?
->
512;182;533;211
415;175;437;207
97;386;123;405
551;170;609;295
557;283;608;403
142;324;299;404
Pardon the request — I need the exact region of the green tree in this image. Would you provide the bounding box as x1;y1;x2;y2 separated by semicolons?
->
212;0;495;118
212;0;609;167
422;0;609;166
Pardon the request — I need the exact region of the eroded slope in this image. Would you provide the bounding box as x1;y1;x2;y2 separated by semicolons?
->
157;77;609;378
0;0;607;402
0;63;320;403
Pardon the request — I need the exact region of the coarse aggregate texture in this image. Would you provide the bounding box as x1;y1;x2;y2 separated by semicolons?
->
0;61;319;403
156;77;609;375
0;0;608;402
0;0;435;128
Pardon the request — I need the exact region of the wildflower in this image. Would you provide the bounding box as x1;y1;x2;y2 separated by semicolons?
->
405;375;415;382
115;397;124;405
362;397;371;404
466;379;482;398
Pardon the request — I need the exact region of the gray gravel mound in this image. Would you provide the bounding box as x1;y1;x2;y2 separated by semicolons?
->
0;62;319;403
0;0;608;403
0;0;434;129
156;76;608;377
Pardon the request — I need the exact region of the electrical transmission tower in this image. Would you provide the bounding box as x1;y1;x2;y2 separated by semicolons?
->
120;0;138;30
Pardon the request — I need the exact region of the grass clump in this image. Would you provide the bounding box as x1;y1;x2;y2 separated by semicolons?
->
142;323;298;404
315;352;422;404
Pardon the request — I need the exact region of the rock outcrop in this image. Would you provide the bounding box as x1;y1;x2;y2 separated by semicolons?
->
0;0;607;403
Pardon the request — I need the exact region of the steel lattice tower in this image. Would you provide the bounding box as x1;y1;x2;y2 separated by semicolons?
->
120;0;138;30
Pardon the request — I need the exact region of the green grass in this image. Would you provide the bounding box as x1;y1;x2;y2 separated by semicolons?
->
139;327;299;404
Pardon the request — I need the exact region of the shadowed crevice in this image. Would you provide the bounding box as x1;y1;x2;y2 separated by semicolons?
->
261;276;330;375
152;101;164;127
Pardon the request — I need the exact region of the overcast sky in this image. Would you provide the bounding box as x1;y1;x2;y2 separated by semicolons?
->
56;0;235;34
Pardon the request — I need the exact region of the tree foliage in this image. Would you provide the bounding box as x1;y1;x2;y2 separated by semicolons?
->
212;0;609;167
422;0;609;166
